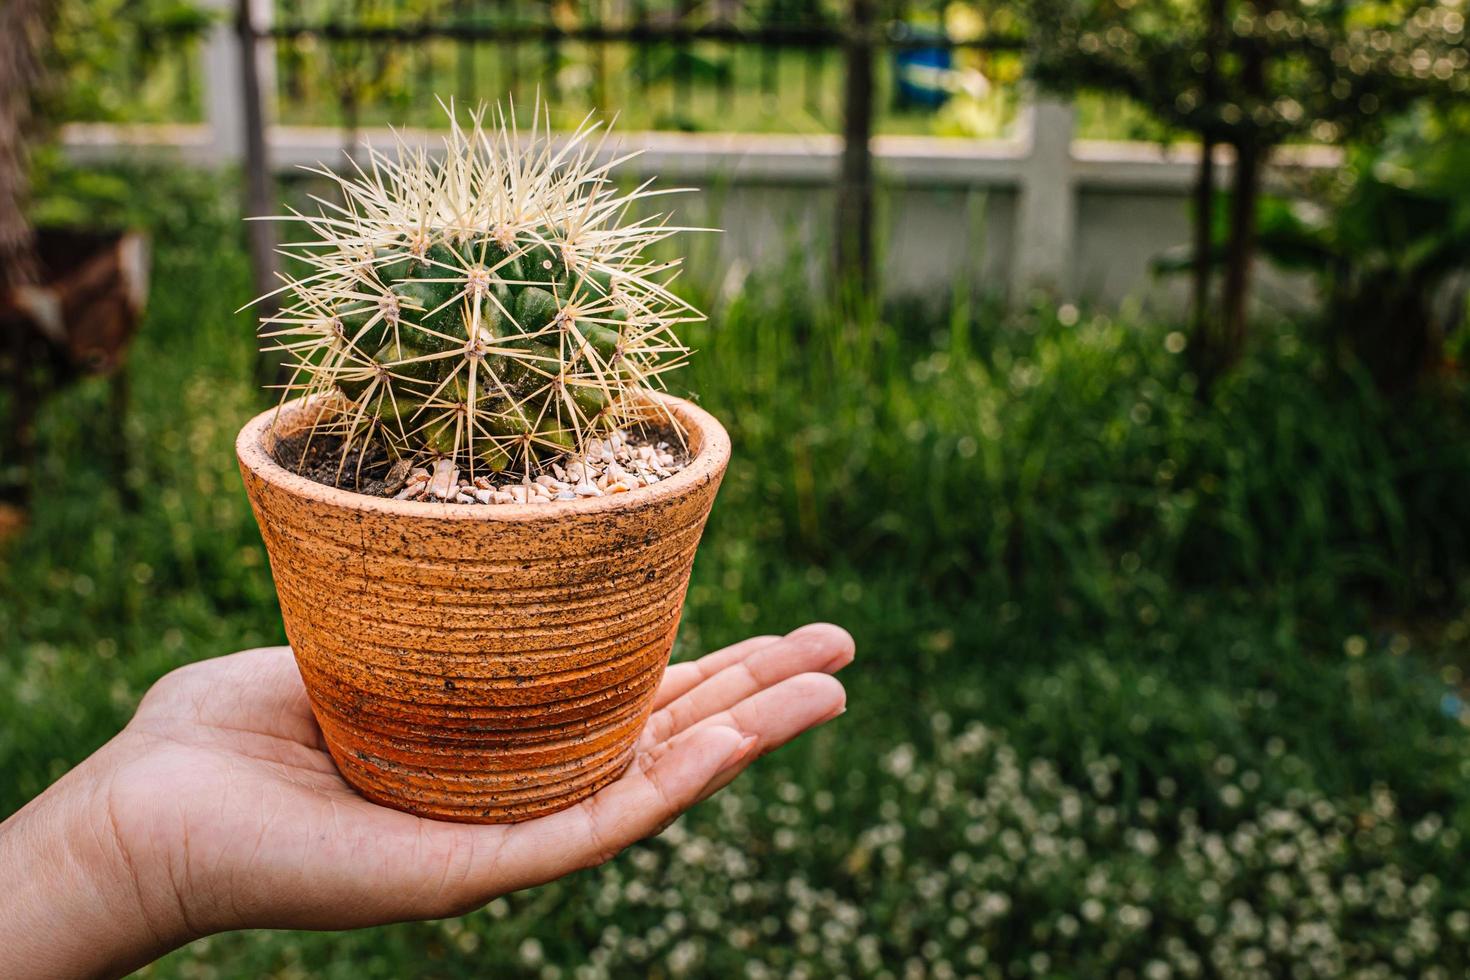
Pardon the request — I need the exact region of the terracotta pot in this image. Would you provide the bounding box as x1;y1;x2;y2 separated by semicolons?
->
236;394;730;823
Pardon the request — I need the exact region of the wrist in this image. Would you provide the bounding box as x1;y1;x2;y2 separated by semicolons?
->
0;736;197;979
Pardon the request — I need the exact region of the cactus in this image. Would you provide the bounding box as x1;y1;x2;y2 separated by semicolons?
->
255;101;703;479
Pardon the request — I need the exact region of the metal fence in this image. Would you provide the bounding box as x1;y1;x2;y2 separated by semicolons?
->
259;1;1026;135
255;0;1030;278
55;1;1348;309
94;0;1029;287
99;2;1025;131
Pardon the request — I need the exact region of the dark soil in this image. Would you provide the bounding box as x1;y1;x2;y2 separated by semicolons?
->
272;431;400;496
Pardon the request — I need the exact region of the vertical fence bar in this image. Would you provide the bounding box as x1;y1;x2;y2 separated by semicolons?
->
633;0;648;110
676;0;694;121
506;0;520;105
594;0;609;113
544;2;561;103
456;0;473;100
760;0;777;95
836;0;876;293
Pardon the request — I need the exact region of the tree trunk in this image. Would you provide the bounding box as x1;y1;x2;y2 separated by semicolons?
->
1189;0;1225;366
0;0;53;291
1190;138;1215;341
1217;9;1269;378
835;0;876;301
1220;139;1262;371
1204;0;1266;388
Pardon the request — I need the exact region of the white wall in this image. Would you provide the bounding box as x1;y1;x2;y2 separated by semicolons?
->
60;120;1332;313
59;24;1337;311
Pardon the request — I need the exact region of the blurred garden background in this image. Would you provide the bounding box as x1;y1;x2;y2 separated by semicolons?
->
4;0;1470;976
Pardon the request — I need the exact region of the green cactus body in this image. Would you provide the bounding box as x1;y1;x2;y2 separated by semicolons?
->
258;102;704;479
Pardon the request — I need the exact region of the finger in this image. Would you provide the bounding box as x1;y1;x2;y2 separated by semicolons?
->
690;673;847;802
640;624;854;751
651;634;781;710
671;672;846;760
488;724;751;894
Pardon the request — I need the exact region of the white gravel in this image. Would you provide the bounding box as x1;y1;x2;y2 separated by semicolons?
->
391;430;685;505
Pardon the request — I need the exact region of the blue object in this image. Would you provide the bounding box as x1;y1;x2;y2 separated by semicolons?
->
894;44;952;110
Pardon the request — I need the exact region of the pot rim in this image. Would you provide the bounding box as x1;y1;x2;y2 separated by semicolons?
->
236;392;730;523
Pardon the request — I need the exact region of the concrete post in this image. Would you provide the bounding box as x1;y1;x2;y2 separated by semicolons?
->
200;0;273;166
1011;91;1076;297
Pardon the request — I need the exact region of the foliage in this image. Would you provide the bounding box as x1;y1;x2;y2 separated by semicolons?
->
1022;0;1469;380
261;102;702;474
692;288;1470;617
46;0;212;124
1253;107;1470;391
275;0;435;133
1027;0;1468;147
6;164;1470;976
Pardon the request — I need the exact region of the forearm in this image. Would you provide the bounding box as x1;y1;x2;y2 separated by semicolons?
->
0;744;189;980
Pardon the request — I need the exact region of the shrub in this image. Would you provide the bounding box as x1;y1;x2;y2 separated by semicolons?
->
690;293;1470;618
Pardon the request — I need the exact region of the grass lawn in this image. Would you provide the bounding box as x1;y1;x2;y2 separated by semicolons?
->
5;164;1470;977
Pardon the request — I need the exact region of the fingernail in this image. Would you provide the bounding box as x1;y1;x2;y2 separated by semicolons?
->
820;650;855;673
719;734;760;775
818;705;847;724
696;734;760;802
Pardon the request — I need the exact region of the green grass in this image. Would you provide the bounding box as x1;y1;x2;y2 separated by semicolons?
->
5;164;1470;976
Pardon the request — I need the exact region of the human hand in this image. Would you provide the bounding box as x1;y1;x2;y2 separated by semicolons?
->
0;624;852;979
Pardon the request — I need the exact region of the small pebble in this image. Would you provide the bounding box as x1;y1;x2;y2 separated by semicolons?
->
382;459;413;496
427;458;459;500
390;429;686;507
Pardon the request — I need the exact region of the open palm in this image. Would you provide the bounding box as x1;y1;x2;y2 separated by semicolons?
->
97;624;852;940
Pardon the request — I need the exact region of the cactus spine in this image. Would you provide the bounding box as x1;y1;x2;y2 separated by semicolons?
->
256;101;702;478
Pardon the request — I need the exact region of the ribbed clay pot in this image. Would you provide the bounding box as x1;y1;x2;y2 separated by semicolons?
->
236;394;730;823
